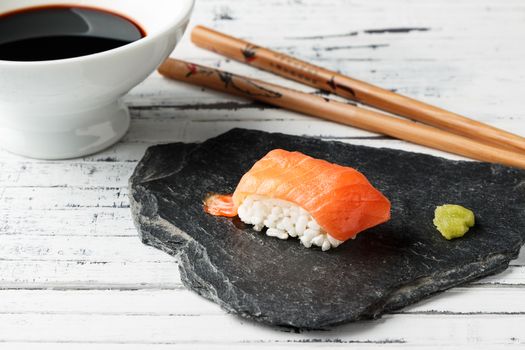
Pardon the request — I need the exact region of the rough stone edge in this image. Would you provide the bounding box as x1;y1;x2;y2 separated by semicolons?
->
375;251;517;316
129;143;262;324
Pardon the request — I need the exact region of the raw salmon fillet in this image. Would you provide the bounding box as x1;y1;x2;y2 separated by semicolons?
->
206;149;391;241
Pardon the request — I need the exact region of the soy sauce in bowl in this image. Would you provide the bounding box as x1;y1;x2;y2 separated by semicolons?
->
0;5;146;62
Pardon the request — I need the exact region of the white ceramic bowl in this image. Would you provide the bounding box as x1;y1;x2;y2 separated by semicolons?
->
0;0;194;159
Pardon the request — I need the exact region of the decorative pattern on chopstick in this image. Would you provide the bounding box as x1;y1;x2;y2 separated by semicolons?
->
158;58;525;170
191;25;525;153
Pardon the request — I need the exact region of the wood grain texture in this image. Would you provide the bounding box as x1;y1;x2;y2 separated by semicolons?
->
1;0;525;347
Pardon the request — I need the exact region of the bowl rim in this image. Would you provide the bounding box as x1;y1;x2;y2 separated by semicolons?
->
0;0;195;66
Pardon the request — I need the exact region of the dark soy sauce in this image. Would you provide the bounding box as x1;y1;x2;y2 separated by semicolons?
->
0;5;146;61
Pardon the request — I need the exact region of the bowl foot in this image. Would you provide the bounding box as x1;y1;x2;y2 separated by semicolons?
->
0;100;130;160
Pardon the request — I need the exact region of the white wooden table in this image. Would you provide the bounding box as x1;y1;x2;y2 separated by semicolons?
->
2;0;525;348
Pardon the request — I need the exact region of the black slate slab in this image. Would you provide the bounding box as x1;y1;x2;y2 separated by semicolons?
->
129;128;525;329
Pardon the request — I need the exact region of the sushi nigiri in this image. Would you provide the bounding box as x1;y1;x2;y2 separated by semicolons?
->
205;149;391;251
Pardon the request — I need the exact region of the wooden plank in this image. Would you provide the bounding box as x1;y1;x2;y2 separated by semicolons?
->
0;313;524;345
0;187;129;210
0;141;149;163
0;162;135;188
0;289;219;316
0;260;180;290
0;209;137;237
0;235;175;263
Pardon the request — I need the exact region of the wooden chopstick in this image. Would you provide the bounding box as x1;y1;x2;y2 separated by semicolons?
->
191;25;525;153
158;58;525;170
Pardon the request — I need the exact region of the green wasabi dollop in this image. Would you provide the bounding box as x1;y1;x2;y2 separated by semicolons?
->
433;204;475;240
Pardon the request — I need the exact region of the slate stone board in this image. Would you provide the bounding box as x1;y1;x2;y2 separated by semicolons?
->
129;128;525;329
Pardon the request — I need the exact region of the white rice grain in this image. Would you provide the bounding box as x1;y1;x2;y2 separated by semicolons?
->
237;195;343;251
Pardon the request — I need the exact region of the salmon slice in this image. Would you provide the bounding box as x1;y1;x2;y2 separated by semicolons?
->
206;149;391;242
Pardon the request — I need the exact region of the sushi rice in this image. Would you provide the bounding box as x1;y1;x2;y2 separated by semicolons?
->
237;195;343;251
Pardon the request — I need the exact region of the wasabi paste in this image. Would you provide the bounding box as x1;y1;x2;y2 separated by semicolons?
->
433;204;475;240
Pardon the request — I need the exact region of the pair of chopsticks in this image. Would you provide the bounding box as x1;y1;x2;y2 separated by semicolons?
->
158;25;525;169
